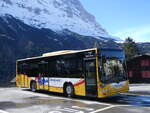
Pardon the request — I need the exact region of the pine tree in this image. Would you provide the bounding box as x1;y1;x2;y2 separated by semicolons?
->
123;37;139;60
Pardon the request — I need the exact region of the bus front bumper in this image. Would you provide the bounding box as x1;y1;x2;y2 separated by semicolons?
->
98;81;129;98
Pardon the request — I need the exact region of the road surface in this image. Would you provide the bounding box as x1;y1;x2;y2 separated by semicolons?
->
0;87;150;113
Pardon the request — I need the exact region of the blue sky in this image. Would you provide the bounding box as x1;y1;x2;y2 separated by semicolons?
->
79;0;150;42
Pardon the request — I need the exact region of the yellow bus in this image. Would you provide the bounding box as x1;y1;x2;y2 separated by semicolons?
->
16;48;129;98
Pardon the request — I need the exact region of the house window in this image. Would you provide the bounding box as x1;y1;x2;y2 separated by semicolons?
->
128;71;133;78
141;71;150;78
141;60;149;66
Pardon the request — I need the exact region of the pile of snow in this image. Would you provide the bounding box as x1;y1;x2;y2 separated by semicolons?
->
129;84;150;94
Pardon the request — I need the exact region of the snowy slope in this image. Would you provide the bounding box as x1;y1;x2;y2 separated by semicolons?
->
0;0;114;39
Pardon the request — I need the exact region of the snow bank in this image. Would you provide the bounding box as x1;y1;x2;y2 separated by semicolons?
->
129;84;150;95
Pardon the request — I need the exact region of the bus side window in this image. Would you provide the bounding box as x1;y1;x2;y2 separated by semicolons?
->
38;60;49;77
54;57;83;78
63;58;83;78
48;60;57;77
22;63;28;75
18;63;23;74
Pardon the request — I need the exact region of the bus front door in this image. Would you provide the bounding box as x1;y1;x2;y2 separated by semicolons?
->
85;60;97;97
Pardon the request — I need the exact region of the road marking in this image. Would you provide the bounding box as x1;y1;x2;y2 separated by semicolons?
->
0;110;9;113
55;108;83;113
61;108;79;112
89;106;115;113
115;105;132;107
54;109;74;113
72;106;94;111
48;111;62;113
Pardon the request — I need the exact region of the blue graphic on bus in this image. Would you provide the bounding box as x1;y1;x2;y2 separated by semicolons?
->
38;78;48;85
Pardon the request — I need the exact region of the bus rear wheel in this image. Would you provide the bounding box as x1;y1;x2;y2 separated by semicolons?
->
64;84;74;97
30;81;37;92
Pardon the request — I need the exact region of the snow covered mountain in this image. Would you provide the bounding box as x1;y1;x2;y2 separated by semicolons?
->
0;0;113;39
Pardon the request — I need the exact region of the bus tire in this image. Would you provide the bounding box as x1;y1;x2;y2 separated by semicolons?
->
30;81;37;92
64;84;74;97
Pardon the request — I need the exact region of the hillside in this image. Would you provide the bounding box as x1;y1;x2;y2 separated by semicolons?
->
137;42;150;54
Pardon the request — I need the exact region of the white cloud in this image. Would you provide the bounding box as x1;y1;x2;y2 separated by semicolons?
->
113;25;150;42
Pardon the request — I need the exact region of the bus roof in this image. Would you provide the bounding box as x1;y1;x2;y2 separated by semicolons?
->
17;48;97;62
42;50;77;57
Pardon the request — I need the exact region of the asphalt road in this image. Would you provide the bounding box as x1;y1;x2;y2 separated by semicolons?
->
0;88;150;113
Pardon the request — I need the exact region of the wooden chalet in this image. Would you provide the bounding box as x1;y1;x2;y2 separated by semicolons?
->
127;54;150;83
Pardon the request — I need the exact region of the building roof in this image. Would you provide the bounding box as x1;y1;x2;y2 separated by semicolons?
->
128;53;150;61
134;53;150;58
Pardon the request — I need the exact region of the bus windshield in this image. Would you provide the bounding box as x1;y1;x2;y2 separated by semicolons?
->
100;49;127;83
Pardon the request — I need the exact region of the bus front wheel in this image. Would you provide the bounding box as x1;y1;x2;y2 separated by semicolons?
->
30;81;37;92
64;84;74;97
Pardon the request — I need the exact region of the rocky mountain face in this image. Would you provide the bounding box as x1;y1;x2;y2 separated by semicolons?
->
0;0;121;84
0;0;115;39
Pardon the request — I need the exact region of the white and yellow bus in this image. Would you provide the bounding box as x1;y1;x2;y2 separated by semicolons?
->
16;48;129;98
